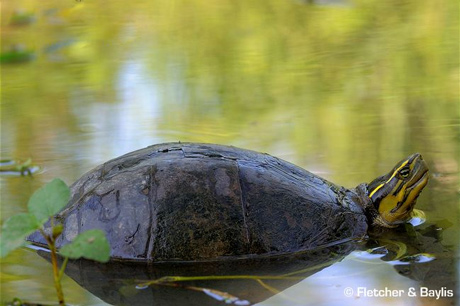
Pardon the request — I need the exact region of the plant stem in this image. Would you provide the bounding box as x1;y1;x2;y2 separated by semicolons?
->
49;238;66;306
137;274;305;288
58;257;69;281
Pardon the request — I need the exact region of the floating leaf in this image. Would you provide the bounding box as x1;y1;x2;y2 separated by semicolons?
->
0;213;40;258
60;229;110;262
27;179;70;224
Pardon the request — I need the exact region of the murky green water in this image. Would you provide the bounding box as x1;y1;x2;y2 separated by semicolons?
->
1;0;459;305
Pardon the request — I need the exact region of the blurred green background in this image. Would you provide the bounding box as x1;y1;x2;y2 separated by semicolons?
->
1;0;458;305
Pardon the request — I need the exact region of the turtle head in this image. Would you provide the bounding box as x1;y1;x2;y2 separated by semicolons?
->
367;153;429;228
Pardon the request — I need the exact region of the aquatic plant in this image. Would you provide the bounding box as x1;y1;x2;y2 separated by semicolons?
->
0;179;110;306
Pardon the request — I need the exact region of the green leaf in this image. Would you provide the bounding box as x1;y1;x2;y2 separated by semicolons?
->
59;229;110;263
28;179;70;224
0;213;41;258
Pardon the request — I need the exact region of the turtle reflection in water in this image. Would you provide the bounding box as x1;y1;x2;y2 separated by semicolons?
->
36;242;355;305
28;142;429;261
38;222;455;306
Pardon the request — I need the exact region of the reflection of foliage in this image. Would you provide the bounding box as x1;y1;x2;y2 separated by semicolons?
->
139;0;459;168
143;1;457;102
6;0;457;171
2;0;458;155
9;11;36;26
0;47;34;64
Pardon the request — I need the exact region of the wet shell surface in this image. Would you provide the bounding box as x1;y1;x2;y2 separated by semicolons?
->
28;143;367;262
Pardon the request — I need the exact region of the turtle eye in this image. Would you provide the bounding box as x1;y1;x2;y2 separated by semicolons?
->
399;167;410;178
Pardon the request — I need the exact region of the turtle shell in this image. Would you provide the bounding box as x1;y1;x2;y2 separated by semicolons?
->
28;143;367;262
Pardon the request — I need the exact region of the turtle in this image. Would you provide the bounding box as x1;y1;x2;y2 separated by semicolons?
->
27;143;429;262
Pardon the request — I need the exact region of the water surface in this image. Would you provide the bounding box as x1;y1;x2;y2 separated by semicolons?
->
1;0;458;305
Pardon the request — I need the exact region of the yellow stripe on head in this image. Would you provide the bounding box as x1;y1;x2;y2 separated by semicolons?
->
368;159;410;199
365;153;429;228
368;183;384;198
